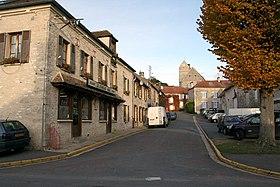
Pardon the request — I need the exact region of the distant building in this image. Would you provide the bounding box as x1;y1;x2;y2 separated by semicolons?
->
179;60;205;88
188;80;231;113
161;86;188;112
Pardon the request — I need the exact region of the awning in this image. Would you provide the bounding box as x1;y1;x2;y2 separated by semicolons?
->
51;72;125;103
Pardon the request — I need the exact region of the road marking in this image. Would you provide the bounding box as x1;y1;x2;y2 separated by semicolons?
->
145;177;162;181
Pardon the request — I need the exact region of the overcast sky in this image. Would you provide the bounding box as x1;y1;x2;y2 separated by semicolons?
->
56;0;223;86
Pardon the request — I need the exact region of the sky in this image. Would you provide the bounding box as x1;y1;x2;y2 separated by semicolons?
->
56;0;223;86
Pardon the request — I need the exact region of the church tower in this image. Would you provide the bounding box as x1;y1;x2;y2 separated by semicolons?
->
179;60;205;88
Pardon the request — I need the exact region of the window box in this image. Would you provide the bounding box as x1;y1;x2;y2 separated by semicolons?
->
0;57;22;66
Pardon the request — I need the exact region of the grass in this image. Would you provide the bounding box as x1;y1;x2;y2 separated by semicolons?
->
213;139;280;154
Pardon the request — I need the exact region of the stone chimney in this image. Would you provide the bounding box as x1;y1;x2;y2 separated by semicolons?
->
139;71;145;78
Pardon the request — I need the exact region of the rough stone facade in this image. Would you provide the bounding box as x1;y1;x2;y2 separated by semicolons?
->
179;61;204;88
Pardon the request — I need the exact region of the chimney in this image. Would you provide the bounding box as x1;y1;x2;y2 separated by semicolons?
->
139;71;145;78
217;77;221;82
187;64;190;68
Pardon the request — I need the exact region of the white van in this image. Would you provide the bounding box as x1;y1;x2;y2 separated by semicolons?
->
147;106;168;128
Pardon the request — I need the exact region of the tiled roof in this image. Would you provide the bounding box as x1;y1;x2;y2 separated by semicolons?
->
194;80;231;88
162;86;188;94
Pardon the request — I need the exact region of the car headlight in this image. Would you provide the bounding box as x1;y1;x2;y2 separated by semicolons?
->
228;124;233;129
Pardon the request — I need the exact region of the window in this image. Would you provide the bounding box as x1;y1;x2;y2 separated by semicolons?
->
98;62;107;85
80;50;91;78
139;86;142;99
134;105;138;122
139;107;143;122
99;100;108;120
169;97;174;104
123;77;130;95
201;102;207;109
201;91;207;99
10;33;22;58
58;90;70;119
58;36;76;73
112;104;117;121
111;69;117;90
144;88;148;101
134;82;138;97
212;101;218;109
0;31;30;64
81;96;91;120
212;92;218;98
124;105;129;122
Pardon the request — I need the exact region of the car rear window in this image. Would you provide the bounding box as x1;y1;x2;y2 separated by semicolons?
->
2;121;25;132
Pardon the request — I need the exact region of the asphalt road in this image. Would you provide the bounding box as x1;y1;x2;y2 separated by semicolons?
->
0;113;279;186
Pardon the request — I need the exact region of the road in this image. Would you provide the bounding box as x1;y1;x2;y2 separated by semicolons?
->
0;113;279;186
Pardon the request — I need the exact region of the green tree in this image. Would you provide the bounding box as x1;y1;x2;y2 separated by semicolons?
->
197;0;280;146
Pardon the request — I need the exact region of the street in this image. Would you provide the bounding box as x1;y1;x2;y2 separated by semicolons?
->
0;113;279;187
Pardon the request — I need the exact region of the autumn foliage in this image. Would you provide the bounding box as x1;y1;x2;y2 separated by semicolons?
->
197;0;280;145
197;0;280;90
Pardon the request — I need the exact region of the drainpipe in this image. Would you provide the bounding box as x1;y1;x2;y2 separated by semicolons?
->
41;18;51;149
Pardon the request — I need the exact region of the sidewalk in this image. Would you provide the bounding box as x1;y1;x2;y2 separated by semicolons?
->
0;127;146;167
196;115;280;173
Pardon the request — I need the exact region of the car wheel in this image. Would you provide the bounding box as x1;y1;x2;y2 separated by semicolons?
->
223;128;228;135
234;129;245;140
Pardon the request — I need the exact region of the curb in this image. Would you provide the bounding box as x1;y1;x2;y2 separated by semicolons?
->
193;116;280;179
0;128;147;169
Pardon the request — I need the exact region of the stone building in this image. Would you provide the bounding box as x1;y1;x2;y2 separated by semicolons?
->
179;60;205;88
0;0;161;150
218;84;280;113
218;84;260;113
188;80;230;114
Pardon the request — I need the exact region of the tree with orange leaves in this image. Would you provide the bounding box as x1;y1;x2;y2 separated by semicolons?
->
197;0;280;146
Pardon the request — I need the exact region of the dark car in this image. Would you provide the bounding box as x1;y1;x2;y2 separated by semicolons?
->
0;120;31;152
166;112;171;121
229;113;280;140
217;115;242;134
170;112;177;120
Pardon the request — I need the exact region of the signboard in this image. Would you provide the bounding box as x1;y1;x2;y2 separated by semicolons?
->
87;79;116;94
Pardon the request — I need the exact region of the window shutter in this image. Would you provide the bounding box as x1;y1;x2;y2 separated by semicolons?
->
21;31;30;63
105;65;108;84
70;44;75;73
80;50;84;75
57;36;63;67
98;62;102;82
90;56;93;79
0;33;5;62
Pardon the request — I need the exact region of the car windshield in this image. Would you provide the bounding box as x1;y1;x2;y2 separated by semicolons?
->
225;116;240;122
2;121;25;132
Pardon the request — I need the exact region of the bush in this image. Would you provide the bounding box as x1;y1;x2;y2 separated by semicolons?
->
185;101;195;114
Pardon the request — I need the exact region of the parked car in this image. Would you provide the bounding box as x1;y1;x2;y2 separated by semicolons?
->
170;112;177;120
229;112;280;140
209;113;225;123
0;120;31;152
217;115;242;134
166;112;171;121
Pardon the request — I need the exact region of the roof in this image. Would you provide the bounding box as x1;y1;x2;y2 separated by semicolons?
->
51;72;125;103
0;0;115;56
192;80;231;89
92;30;118;42
162;86;188;94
